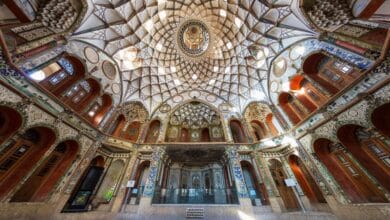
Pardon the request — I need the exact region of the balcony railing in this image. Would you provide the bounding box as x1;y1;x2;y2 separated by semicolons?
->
151;187;239;205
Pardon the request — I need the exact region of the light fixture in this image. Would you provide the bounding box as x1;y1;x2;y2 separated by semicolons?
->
192;74;198;80
226;42;232;49
294;45;305;56
144;19;154;32
174;79;181;85
170;66;176;72
281;82;290;92
158;66;165;75
209;79;216;85
88;111;96;117
225;66;231;74
159;11;167;20
234;17;243;28
29;70;46;81
256;60;265;68
213;66;219;72
220;9;227;17
156;42;163;51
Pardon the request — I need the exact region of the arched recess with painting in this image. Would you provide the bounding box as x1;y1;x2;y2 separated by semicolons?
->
288;155;327;205
10;140;79;202
144;120;161;143
268;159;300;211
123;121;142;142
313;138;387;203
230;120;248;143
0;126;56;200
127;161;150;204
0;106;23;145
337;124;390;191
63;156;105;212
240;160;269;205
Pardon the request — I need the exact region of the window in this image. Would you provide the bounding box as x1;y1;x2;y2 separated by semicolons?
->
72;90;86;103
49;71;68;85
333;61;352;74
322;70;341;82
0;145;30;171
88;103;101;117
66;85;81;97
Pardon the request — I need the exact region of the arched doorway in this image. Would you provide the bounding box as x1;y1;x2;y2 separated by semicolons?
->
0;127;56;199
268;159;300;211
128;161;150;204
95;160;125;203
241;161;269;205
313;138;387;203
11;140;79;202
288;155;326;204
371;103;390;137
0;106;23;145
63;156;105;211
265;114;278;136
337;125;390;191
144;120;161;143
230;120;247;143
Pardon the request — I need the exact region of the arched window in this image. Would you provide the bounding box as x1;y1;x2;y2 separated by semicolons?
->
0;127;56;199
279;92;309;124
268;159;300;211
288;155;326;204
303;52;359;95
0;106;23;145
144;120;161;143
241;161;269;205
10;140;79;202
127;161;150;204
230;120;247;143
289;75;328;108
86;94;113;126
62;78;101;113
63;156;105;211
313;138;387;203
337;125;390;191
30;56;85;96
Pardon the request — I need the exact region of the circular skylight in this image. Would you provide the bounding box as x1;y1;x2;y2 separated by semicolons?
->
178;20;210;57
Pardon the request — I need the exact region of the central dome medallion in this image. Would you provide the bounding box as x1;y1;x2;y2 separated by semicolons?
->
177;20;210;57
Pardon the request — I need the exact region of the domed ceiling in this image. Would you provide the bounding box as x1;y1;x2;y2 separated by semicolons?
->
72;0;317;113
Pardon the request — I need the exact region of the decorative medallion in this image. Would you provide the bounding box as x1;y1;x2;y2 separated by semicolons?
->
178;20;209;57
111;83;121;94
270;81;279;93
173;95;184;103
159;103;171;113
84;47;99;64
206;94;217;102
102;60;117;80
189;90;201;98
